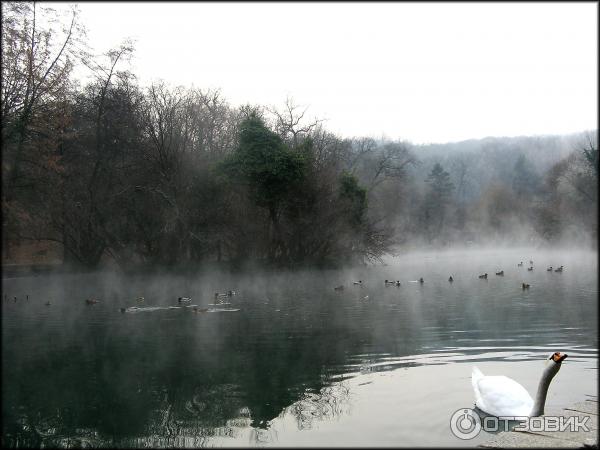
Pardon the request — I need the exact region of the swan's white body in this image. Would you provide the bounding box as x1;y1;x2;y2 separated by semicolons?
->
472;353;568;418
472;366;534;417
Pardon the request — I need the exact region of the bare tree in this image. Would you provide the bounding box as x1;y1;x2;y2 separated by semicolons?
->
1;2;84;201
268;96;323;147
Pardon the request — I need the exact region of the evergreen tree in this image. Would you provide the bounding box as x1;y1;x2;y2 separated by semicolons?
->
512;154;540;197
422;163;454;241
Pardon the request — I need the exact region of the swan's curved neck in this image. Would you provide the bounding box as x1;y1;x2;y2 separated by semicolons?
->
530;363;560;417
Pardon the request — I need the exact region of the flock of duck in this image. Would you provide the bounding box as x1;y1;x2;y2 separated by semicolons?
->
4;259;565;308
333;260;564;292
4;290;239;314
118;290;238;313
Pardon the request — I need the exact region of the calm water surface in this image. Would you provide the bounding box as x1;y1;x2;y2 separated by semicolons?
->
2;248;597;447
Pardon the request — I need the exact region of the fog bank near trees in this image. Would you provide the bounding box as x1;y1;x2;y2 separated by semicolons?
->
2;3;597;270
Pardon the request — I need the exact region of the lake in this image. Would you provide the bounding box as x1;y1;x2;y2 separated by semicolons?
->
2;248;597;447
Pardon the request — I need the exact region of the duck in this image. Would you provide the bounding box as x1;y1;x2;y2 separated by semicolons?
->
178;297;192;303
555;266;563;272
472;352;568;417
478;273;488;279
45;301;51;306
529;260;534;265
120;307;126;313
495;271;504;276
547;266;553;271
419;277;424;283
518;261;523;267
136;296;145;302
353;280;362;285
214;292;228;299
527;267;534;271
448;276;453;282
395;280;401;286
85;298;99;305
334;285;344;291
522;283;530;289
384;279;395;285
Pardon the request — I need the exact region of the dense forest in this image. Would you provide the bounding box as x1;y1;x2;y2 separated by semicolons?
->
2;3;598;270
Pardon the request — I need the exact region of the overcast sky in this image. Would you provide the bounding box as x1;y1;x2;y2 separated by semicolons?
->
57;2;597;144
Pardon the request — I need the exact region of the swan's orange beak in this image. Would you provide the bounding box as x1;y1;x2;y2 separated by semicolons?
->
550;352;568;363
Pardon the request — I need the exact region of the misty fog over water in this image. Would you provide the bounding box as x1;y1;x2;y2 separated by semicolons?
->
1;3;597;447
2;248;597;447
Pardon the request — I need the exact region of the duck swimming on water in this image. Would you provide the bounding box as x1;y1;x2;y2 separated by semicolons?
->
495;271;504;276
448;276;453;282
522;283;530;290
555;266;563;272
353;280;362;285
334;285;344;291
178;297;192;303
478;273;488;279
527;267;533;271
547;266;553;271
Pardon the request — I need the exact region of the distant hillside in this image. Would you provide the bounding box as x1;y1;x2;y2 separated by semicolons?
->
403;131;594;202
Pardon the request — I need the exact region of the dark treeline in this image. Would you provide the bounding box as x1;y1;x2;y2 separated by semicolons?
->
2;3;598;270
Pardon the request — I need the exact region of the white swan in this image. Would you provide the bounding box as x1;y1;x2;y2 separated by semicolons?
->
471;352;568;417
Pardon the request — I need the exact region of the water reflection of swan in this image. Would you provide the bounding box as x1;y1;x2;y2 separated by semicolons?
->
471;352;567;417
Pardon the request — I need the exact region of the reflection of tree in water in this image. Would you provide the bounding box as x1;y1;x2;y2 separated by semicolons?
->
137;383;251;445
2;273;424;447
286;382;352;430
